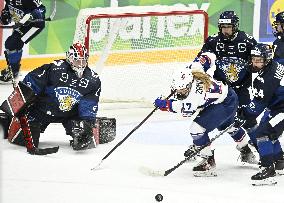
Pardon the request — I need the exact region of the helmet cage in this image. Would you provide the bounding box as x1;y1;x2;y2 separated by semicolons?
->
66;42;89;78
171;68;194;100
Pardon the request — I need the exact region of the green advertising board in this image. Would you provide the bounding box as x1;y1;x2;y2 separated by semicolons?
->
30;0;254;55
30;0;110;55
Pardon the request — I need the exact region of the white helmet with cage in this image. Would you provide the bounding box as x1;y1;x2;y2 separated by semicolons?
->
171;67;194;100
171;67;193;90
66;42;89;78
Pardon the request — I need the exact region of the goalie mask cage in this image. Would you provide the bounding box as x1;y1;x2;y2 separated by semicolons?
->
74;6;208;106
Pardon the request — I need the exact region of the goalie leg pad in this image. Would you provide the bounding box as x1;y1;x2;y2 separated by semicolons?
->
7;118;41;148
94;117;116;144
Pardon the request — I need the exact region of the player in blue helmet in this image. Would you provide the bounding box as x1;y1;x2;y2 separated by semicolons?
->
218;11;240;41
272;11;284;65
0;0;46;83
235;43;284;185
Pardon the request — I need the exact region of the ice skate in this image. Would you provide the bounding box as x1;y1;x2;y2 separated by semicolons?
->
275;156;284;175
237;144;258;164
0;68;19;84
193;151;217;177
251;165;277;186
0;68;13;83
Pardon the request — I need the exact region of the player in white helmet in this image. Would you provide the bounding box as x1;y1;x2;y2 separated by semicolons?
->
154;65;256;176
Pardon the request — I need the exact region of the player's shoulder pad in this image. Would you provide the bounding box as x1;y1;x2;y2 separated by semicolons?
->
239;31;257;44
49;59;69;71
206;34;218;42
85;67;100;81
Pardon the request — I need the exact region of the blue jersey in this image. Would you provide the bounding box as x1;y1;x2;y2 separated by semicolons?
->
244;61;284;119
3;0;46;23
23;59;101;120
273;36;284;65
198;31;257;87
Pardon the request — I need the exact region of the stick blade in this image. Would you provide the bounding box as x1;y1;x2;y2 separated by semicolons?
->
139;166;165;177
28;146;59;155
91;160;103;171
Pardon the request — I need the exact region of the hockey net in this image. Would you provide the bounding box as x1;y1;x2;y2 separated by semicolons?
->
74;6;208;106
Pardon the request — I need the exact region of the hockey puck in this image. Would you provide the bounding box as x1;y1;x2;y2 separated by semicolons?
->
155;194;163;202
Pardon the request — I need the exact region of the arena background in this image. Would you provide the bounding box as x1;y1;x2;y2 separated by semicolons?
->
0;0;282;70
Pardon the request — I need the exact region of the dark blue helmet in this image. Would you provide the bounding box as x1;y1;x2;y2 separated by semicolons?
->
250;43;273;72
218;11;239;40
272;11;284;37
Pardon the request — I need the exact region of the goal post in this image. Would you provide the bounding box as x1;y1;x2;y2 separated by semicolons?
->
74;6;208;106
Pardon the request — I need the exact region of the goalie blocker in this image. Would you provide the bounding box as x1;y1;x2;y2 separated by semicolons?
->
0;81;36;117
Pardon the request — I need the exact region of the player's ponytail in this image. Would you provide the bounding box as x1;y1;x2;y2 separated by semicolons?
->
192;70;212;91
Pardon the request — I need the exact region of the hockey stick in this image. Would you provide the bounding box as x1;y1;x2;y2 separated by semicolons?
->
140;123;235;177
91;91;176;170
3;51;59;155
0;0;57;29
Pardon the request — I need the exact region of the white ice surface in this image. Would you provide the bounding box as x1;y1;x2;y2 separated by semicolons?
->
1;78;284;203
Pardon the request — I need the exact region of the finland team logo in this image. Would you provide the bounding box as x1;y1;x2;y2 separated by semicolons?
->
54;87;81;112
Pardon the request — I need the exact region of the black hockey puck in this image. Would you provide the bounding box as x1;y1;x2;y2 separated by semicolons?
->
155;194;163;202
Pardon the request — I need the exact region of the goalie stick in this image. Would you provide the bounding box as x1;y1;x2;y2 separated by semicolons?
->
3;51;59;155
0;0;57;29
140;123;235;177
91;91;176;171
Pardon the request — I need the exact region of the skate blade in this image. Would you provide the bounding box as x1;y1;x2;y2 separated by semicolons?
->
251;177;277;186
193;169;217;177
239;159;259;165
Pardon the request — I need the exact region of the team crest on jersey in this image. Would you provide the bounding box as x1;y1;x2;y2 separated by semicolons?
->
226;63;239;82
217;58;246;83
54;87;81;112
8;5;24;22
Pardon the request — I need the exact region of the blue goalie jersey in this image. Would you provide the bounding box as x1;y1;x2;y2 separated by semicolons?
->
23;59;101;120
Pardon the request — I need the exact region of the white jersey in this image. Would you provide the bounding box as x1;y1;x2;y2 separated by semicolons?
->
171;78;228;118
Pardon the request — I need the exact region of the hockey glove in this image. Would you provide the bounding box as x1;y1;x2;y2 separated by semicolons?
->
234;108;246;129
154;98;175;112
0;10;11;25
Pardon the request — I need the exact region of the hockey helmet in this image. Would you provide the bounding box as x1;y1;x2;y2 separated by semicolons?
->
66;42;89;78
272;11;284;37
171;67;193;100
218;11;239;40
250;43;273;72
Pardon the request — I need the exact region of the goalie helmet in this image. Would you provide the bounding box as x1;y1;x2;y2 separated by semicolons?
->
66;42;89;78
171;67;193;100
250;43;273;72
218;11;239;41
272;11;284;37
